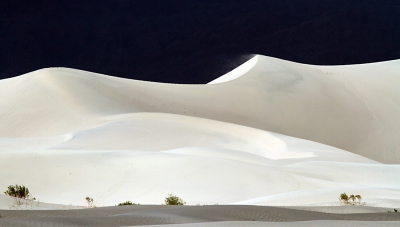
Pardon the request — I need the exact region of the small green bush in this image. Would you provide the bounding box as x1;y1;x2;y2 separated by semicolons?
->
118;201;139;206
355;194;362;204
85;197;94;208
339;192;349;204
349;194;356;204
4;184;34;206
164;194;185;205
4;185;30;199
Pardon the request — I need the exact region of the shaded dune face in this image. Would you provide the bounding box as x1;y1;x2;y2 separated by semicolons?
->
0;56;400;209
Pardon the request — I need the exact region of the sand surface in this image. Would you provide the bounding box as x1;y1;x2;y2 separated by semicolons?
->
1;55;399;163
1;114;399;207
0;55;399;225
1;205;400;227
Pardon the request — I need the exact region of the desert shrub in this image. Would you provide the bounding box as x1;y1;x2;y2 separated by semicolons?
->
85;197;94;208
349;194;356;205
164;194;185;205
355;194;362;204
118;201;139;206
4;184;34;206
339;192;349;204
4;185;30;199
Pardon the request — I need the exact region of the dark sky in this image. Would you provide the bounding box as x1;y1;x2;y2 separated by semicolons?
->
1;0;400;83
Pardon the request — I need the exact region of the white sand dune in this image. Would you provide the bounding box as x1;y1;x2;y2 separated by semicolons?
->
2;113;395;207
0;55;399;211
1;55;400;163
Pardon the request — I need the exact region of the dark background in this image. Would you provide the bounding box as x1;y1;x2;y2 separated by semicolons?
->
1;0;399;84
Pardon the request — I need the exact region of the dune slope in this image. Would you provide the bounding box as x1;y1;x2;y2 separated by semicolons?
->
1;55;399;163
0;56;399;209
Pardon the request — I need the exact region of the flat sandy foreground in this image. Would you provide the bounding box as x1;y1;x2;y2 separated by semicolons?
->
1;55;400;226
1;205;400;227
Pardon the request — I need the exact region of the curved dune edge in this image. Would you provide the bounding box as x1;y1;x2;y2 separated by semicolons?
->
208;55;259;84
0;55;400;210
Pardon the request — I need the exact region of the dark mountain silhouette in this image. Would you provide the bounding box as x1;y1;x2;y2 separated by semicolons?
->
1;0;399;83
